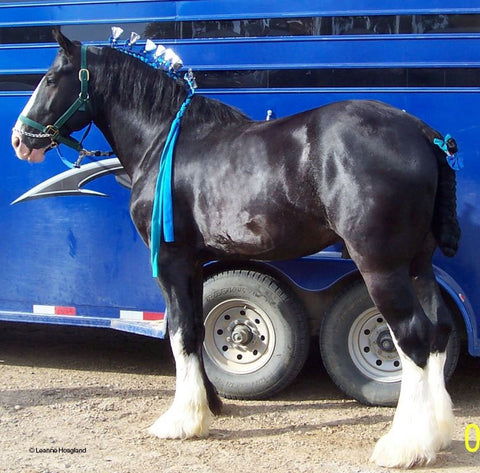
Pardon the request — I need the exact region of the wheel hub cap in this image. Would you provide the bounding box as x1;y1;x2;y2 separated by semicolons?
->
203;299;276;374
348;308;402;383
230;323;254;346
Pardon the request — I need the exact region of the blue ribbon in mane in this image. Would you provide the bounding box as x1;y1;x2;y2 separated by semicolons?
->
150;93;193;278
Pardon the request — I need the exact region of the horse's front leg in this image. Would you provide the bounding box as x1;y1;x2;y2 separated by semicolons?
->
148;247;222;439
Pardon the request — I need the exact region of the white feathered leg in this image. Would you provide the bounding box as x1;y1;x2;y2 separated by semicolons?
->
371;347;440;468
149;331;213;439
427;351;454;450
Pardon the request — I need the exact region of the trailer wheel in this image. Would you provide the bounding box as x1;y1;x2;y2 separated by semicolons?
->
319;281;460;406
202;269;310;400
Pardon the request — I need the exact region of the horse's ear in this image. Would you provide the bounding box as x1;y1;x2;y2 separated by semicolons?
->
52;28;78;60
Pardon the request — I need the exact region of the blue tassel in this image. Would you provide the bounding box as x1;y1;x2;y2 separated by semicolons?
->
150;96;192;278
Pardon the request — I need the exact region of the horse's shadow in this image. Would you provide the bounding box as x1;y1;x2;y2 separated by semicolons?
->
0;321;175;376
0;387;174;409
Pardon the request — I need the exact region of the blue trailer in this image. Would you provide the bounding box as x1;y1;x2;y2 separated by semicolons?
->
1;0;479;405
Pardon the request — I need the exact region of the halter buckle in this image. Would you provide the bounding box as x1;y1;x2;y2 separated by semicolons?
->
79;68;90;82
44;124;60;138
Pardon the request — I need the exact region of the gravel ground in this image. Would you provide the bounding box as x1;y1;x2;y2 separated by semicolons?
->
0;322;479;473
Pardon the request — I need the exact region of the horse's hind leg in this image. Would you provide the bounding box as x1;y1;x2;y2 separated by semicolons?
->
360;265;442;468
410;236;454;450
148;247;222;439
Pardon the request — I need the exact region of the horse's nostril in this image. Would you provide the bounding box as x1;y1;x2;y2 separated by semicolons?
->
12;135;20;149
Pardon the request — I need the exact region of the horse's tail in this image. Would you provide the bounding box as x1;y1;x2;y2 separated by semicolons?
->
424;129;461;257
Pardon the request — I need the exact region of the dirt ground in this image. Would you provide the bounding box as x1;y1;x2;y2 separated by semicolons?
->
0;322;479;473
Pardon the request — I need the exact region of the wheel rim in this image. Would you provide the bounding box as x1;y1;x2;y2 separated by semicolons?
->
203;298;276;374
347;308;402;383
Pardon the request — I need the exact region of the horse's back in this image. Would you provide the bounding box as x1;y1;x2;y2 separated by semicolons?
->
177;99;439;262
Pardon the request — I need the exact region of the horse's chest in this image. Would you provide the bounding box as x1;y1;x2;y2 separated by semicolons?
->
129;184;155;244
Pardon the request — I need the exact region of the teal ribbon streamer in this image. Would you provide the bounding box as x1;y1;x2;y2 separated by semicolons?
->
151;96;192;278
433;134;464;171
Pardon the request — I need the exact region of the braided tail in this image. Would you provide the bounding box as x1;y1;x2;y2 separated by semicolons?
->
430;134;461;257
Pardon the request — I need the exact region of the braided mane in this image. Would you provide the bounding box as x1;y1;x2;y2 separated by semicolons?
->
92;46;250;127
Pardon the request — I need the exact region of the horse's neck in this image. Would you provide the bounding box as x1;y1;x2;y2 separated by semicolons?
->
91;76;177;178
89;51;249;177
94;114;154;178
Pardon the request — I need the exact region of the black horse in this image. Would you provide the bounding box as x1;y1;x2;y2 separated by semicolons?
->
11;31;460;468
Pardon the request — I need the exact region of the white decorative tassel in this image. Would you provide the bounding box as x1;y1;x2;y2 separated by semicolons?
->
154;45;166;60
110;26;124;44
144;39;157;53
108;29;189;80
128;32;140;47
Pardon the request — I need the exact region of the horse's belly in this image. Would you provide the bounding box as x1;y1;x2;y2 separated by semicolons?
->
202;213;338;260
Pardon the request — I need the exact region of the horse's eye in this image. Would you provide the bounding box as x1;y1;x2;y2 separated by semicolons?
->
45;75;56;86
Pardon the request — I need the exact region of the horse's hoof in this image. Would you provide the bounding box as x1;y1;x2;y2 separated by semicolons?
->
148;406;212;439
370;431;437;468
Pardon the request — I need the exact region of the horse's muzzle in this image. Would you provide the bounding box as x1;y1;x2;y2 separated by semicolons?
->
11;129;46;163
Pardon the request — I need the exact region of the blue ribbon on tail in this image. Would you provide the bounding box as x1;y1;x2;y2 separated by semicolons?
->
433;134;463;171
150;96;192;278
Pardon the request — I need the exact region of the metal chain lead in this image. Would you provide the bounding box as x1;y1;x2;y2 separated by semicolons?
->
74;149;115;168
12;127;53;139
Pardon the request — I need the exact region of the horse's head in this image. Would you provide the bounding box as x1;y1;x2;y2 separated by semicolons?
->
11;30;92;163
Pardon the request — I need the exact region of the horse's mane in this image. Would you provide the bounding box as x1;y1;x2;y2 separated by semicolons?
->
93;46;251;127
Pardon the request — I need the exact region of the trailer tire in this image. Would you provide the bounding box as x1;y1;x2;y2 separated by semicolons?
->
319;280;460;406
202;269;310;400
